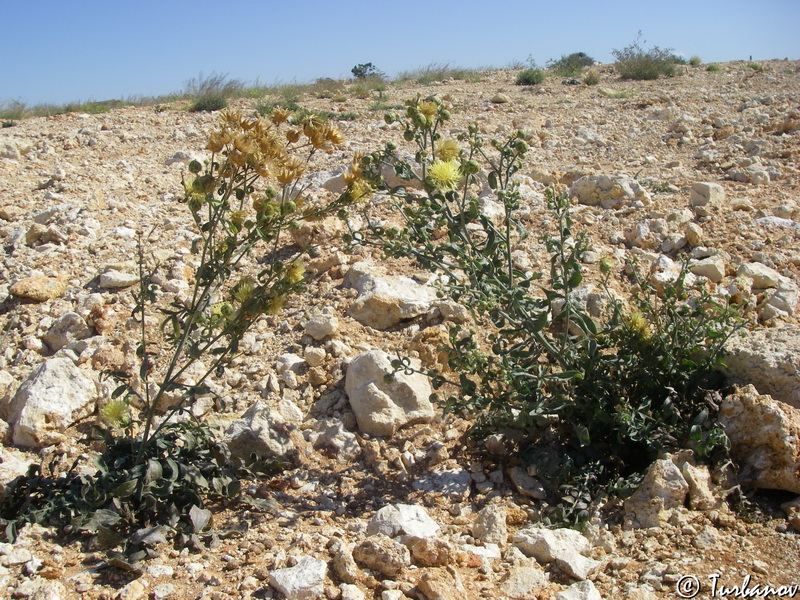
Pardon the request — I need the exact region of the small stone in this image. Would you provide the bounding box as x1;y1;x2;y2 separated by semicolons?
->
473;505;508;545
367;503;441;538
491;94;511;104
341;583;367;600
405;536;455;567
501;563;549;599
9;276;66;302
508;466;546;499
685;222;703;247
305;314;339;340
269;556;327;600
304;346;327;367
99;269;139;289
690;256;726;283
556;580;602;600
152;583;175;599
353;534;410;577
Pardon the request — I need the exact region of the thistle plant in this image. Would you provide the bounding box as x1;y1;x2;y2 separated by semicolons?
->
0;108;357;550
348;96;743;524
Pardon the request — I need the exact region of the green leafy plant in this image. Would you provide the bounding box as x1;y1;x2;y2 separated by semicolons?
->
706;64;722;73
547;52;595;76
689;56;702;67
515;68;546;86
0;108;357;550
747;62;763;72
612;32;681;80
348;97;743;525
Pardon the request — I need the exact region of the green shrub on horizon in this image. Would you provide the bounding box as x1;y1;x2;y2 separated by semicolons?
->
612;32;681;80
689;55;702;67
516;68;546;86
548;52;595;76
706;63;722;72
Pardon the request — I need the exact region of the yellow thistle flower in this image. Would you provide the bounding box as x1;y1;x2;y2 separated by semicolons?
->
286;261;306;285
232;277;256;303
418;101;438;120
437;139;461;162
265;294;286;314
427;160;462;191
625;311;651;340
101;400;130;426
230;210;246;229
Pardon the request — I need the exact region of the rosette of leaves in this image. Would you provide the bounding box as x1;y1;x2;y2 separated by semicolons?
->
1;109;355;549
347;97;743;525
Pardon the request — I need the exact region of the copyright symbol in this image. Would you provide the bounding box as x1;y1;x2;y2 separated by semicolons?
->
676;575;700;598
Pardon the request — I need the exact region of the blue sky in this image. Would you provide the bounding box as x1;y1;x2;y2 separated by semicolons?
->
2;0;798;106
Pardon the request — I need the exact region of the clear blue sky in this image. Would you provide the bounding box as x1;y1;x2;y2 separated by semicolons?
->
2;0;798;106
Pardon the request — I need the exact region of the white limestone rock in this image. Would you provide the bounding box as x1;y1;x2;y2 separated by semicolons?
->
345;350;433;437
473;504;508;545
2;357;96;447
41;312;93;352
344;261;438;330
556;580;602;600
366;503;441;538
99;269;139;289
224;400;298;464
723;326;800;409
719;385;800;494
312;418;361;461
269;556;327;600
623;459;689;528
690;256;726;283
512;527;601;581
690;182;724;216
737;262;783;289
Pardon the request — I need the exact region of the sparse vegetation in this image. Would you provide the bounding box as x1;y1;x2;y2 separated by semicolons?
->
748;62;764;72
689;55;702;67
351;63;384;80
547;52;595;76
398;63;483;84
612;32;681;80
185;72;243;112
706;63;722;72
583;69;601;85
515;68;546;86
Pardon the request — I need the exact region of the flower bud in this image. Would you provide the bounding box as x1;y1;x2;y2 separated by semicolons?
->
188;160;202;174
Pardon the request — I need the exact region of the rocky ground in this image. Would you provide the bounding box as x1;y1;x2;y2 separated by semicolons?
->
0;60;799;600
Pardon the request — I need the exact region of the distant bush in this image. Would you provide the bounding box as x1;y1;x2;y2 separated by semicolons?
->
351;62;385;80
398;63;483;84
748;62;763;72
612;32;680;80
706;64;722;73
583;69;601;85
548;52;595;76
516;68;546;86
689;55;702;67
185;72;243;112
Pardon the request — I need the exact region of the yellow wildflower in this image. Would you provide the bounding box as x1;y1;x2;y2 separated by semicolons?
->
437;139;461;162
427;160;462;191
286;261;306;284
